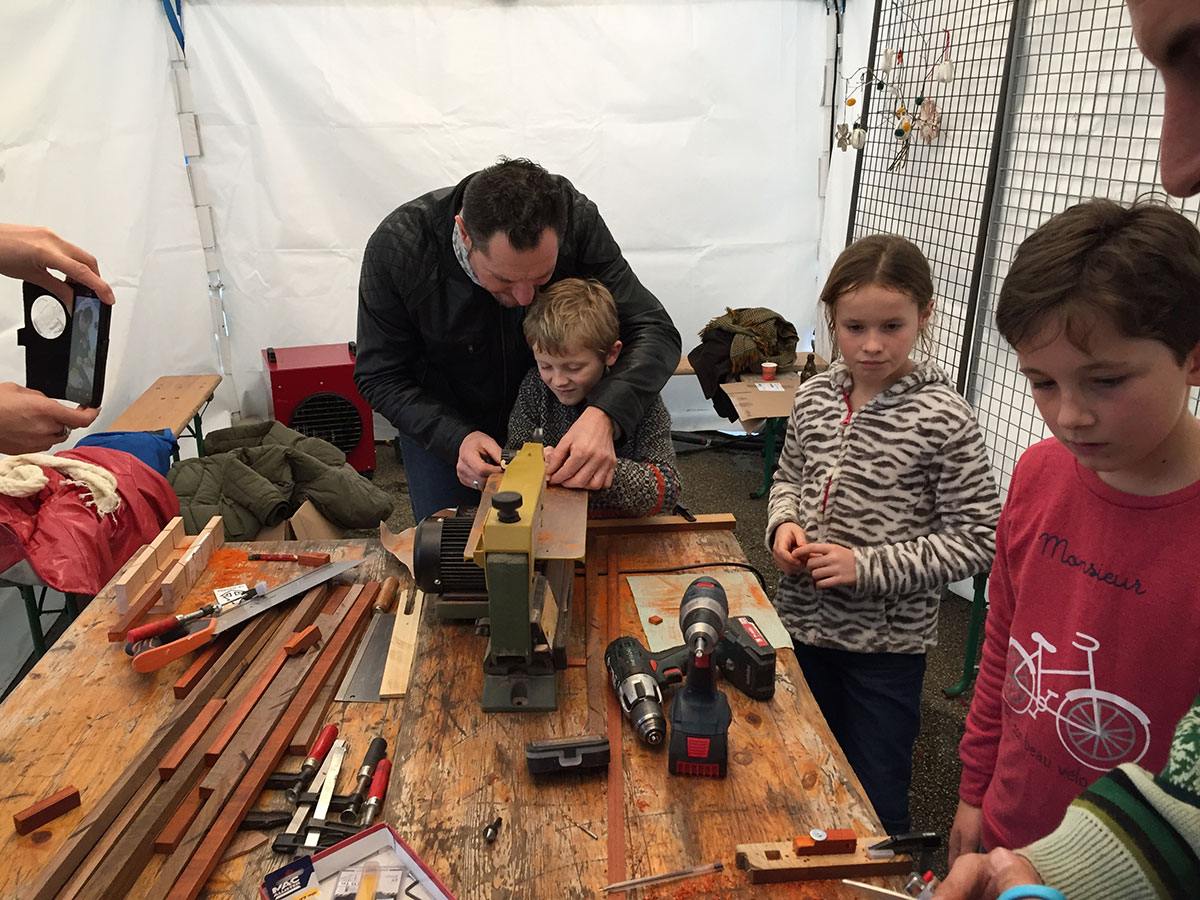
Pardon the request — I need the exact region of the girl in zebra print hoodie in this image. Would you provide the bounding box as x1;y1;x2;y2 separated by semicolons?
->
767;234;1001;834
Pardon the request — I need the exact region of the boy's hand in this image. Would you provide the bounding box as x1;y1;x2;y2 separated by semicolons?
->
771;523;810;575
456;430;504;489
545;406;617;490
804;543;856;587
949;800;985;867
935;848;1042;899
0;382;99;454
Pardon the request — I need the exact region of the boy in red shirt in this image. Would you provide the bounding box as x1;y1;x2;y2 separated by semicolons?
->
951;197;1200;861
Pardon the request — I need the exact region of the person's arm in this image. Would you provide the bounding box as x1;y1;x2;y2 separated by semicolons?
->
0;382;100;454
0;224;115;306
852;416;1001;597
764;391;814;575
353;218;478;468
587;397;681;517
950;499;1019;864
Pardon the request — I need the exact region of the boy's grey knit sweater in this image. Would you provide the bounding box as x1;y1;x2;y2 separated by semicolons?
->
766;360;1000;654
506;369;681;517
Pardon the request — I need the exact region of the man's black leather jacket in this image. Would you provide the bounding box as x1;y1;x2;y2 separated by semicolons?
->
354;172;681;465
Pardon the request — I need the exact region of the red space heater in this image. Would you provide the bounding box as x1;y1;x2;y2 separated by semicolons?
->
263;342;376;474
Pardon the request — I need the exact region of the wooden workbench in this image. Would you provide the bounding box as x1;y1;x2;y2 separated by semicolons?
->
0;530;902;899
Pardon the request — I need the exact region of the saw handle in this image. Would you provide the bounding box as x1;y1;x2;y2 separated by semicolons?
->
131;620;218;673
374;577;400;614
126;616;182;643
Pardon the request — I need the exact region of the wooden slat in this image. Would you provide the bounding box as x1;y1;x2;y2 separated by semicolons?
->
154;786;205;854
173;639;228;700
202;651;287;765
586;513;737;535
604;541;626;891
13;786;81;835
108;569;170;642
109;375;222;437
283;624;321;656
159;698;226;779
163;583;379;900
378;590;425;699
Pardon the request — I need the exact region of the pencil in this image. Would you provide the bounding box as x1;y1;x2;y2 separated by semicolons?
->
601;860;723;892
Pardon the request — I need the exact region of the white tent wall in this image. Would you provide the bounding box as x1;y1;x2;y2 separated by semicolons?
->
183;0;831;433
0;1;219;443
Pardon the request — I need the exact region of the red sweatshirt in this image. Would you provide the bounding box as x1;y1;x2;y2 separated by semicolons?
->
958;438;1200;850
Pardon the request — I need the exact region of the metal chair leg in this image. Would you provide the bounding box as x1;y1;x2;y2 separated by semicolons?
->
19;585;47;660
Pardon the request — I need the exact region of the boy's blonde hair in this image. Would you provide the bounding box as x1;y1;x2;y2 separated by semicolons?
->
523;278;620;356
997;196;1200;363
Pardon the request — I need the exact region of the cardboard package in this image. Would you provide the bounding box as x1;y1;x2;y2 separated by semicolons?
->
254;500;344;542
719;354;828;432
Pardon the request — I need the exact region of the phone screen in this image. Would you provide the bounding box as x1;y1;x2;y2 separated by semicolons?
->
65;294;102;405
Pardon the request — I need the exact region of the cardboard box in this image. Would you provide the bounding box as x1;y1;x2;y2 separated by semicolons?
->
719;354;829;432
255;500;344;542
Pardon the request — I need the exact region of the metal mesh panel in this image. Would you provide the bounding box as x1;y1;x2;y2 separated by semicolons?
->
848;0;1200;496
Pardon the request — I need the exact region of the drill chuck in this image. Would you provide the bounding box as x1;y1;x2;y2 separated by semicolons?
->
679;578;728;658
605;636;668;747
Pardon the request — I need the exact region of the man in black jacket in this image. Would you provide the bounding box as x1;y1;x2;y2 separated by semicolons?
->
354;158;680;520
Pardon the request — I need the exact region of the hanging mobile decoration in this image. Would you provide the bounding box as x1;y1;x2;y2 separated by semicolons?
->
833;13;957;169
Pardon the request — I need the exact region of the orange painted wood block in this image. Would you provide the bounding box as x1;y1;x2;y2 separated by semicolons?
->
203;650;288;764
173;640;227;699
283;624;321;657
14;786;81;835
792;828;858;855
154;784;204;854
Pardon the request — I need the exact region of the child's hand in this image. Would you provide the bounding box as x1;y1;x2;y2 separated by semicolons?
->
948;800;985;867
772;523;810;575
803;543;856;588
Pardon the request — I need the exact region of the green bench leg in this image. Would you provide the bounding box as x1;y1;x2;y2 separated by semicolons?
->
19;586;47;659
944;572;989;697
175;411;208;462
750;417;786;500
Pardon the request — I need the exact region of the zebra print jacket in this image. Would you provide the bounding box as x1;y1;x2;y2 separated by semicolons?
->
766;359;1000;654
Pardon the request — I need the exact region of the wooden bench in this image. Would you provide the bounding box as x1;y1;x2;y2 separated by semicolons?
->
109;374;222;461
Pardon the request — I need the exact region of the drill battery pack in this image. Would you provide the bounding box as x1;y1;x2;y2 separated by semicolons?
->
525;735;610;776
716;615;776;700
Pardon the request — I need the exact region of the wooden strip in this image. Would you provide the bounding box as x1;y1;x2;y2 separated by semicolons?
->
107;568;169;642
202;650;287;764
378;589;425;698
13;786;81;835
154;785;205;854
55;772;159;898
283;624;321;656
288;619;359;755
22;607;283;900
159;699;226;780
164;583;379;900
604;540;627;891
586;513;736;535
173;638;228;700
66;587;339;900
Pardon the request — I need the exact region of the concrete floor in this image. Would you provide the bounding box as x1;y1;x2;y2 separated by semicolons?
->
364;434;975;873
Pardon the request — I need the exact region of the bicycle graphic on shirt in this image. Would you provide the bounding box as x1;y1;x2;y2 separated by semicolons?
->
1003;631;1150;771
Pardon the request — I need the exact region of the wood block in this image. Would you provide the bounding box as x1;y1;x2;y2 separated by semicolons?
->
151;516;186;569
13;786;81;835
159;698;226;780
107;568;169;642
154;785;204;853
284;624;321;656
173;638;228;699
203;650;288;765
162;523;221;611
378;590;424;698
735;838;910;884
792;828;858;855
114;545;155;614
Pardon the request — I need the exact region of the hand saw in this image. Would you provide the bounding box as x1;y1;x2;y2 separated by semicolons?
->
124;558;360;673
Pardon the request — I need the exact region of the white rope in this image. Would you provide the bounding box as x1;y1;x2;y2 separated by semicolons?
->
0;453;122;516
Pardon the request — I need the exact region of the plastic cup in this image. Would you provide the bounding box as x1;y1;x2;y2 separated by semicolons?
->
761;362;777;381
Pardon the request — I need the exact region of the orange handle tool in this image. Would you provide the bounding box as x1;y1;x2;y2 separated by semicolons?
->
131;619;218;673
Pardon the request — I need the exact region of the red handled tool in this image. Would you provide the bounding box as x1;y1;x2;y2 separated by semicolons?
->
287;724;339;804
359;758;391;827
248;552;331;567
123;558;360;673
125;582;268;645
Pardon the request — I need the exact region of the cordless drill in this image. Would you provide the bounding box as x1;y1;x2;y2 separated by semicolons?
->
668;577;733;777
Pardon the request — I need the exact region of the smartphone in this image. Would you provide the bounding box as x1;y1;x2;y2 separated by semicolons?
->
64;286;110;407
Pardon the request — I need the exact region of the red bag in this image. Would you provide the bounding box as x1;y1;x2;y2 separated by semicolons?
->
0;448;179;595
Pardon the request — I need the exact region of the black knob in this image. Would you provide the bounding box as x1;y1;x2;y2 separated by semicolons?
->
493;491;523;523
266;347;277;364
348;340;357;358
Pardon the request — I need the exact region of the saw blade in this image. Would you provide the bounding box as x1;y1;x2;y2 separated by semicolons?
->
213;558;360;635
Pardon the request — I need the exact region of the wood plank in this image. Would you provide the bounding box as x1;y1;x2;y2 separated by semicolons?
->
604;541;626;890
13;786;81;835
735;838;911;884
173;639;228;700
586;513;737;535
163;583;380;900
108;568;170;642
109;374;222;437
154;786;205;854
159;698;226;779
283;624;321;656
288;619;358;755
202;651;287;765
377;590;425;698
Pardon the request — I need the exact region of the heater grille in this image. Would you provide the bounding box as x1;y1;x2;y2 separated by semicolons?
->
288;391;363;456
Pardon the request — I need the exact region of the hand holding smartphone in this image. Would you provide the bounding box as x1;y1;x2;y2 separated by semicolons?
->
18;281;111;408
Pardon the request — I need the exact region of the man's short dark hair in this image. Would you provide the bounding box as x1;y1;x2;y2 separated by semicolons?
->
461;157;569;253
996;196;1200;363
